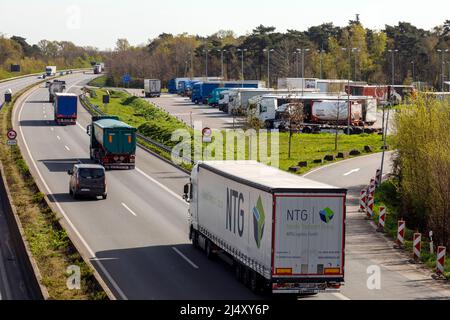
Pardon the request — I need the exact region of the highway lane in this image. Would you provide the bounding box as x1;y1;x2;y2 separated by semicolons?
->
15;73;260;300
304;153;450;300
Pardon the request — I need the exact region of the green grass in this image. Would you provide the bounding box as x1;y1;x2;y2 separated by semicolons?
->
371;180;450;280
87;89;390;175
87;75;108;87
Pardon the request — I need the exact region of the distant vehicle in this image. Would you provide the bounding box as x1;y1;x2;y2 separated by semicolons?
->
87;116;137;170
38;74;46;79
45;81;51;88
45;66;57;77
207;88;230;107
192;81;265;105
144;79;161;98
48;80;66;103
53;93;77;125
184;160;346;296
68;164;107;200
93;64;103;74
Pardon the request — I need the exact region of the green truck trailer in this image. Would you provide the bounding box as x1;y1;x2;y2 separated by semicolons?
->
87;116;137;170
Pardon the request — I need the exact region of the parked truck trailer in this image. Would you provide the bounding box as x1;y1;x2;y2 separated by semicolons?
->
184;161;346;295
144;79;161;98
53;93;77;125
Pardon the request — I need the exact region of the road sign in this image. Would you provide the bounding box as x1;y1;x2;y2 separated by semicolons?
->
202;127;212;143
122;74;131;83
7;129;17;140
7;140;17;146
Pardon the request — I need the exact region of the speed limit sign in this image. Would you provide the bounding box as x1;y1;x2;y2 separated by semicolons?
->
202;127;212;143
7;129;17;140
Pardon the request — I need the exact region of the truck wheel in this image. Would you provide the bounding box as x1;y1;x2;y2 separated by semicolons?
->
249;271;260;293
302;127;312;134
205;240;214;260
102;193;107;200
194;99;199;105
242;266;251;287
234;262;243;282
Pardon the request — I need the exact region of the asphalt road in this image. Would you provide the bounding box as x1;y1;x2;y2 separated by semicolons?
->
11;73;450;300
0;74;61;300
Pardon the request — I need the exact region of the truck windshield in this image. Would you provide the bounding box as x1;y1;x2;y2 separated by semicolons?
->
79;168;104;179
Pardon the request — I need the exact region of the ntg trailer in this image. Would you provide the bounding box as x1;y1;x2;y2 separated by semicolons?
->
184;161;346;295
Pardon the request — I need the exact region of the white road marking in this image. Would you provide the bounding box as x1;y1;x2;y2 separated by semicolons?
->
172;247;199;269
64;145;70;151
56;136;61;140
136;168;185;203
43;114;47;118
343;168;360;176
16;87;128;300
50;128;54;131
121;203;137;217
332;292;351;300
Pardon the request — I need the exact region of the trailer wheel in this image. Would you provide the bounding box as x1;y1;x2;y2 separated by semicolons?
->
205;240;214;260
234;262;243;282
242;266;251;287
249;271;260;293
302;126;312;134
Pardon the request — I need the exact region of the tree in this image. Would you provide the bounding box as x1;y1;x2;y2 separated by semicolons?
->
115;38;131;52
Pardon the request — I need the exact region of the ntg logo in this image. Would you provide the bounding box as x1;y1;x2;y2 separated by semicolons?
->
252;196;265;248
319;207;335;223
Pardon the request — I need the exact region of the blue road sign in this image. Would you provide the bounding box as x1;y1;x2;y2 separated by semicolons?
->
122;74;131;83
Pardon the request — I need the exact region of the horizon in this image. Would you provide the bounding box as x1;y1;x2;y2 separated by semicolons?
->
0;0;449;50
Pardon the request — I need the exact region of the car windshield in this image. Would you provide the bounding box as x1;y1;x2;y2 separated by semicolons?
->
79;168;104;179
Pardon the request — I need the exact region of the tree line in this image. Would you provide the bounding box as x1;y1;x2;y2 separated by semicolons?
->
105;19;450;90
0;34;103;79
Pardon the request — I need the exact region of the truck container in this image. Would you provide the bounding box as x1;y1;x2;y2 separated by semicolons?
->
144;79;161;98
168;78;190;94
48;80;66;102
208;88;231;107
191;82;221;104
87;116;137;170
46;66;57;77
184;160;346;295
53;93;77;125
94;64;103;74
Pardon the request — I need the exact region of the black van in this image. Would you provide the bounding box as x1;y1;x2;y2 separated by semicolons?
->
68;164;107;200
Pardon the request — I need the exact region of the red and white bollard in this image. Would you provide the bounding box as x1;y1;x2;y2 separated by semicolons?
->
366;195;374;219
369;179;376;197
359;189;367;213
413;233;421;262
377;207;386;232
436;246;446;276
395;220;406;248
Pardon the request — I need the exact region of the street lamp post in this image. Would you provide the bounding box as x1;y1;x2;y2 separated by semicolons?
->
294;49;300;78
301;48;310;79
318;49;325;79
237;48;247;88
388;49;398;85
342;47;358;135
437;49;449;91
203;49;209;78
217;49;227;80
263;48;275;88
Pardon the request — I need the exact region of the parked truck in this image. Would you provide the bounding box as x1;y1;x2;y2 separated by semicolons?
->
87;116;137;170
144;79;161;98
53;93;78;125
192;80;265;105
45;66;57;77
48;80;66;102
184;160;346;295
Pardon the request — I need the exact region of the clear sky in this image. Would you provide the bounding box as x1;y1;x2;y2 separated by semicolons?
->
0;0;448;50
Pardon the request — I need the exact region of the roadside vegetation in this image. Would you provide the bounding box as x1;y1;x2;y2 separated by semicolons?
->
0;85;108;299
87;89;388;174
370;95;450;279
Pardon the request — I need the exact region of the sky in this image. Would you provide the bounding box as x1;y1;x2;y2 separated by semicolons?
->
0;0;449;50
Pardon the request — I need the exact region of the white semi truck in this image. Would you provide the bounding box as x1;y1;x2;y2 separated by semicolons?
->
144;79;162;98
184;161;346;295
45;66;57;77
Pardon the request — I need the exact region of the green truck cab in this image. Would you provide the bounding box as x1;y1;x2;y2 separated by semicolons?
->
87;116;137;170
208;88;229;107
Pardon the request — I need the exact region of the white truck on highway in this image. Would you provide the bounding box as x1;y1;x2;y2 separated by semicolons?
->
144;79;161;98
45;66;57;77
183;161;346;295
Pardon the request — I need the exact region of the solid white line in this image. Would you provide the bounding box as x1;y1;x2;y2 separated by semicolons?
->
50;128;54;131
64;145;70;151
332;292;351;300
121;203;137;217
16;88;128;300
43;114;47;118
135;168;185;203
56;136;61;140
172;247;199;269
343;168;360;176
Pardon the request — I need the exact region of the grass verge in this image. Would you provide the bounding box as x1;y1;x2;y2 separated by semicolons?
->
371;180;450;280
0;85;108;299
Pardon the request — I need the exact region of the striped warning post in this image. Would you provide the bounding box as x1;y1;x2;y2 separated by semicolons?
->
396;220;406;247
366;195;374;219
359;189;367;212
377;207;386;232
436;246;446;275
369;179;376;197
413;233;421;261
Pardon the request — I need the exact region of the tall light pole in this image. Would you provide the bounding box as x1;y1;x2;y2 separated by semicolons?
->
318;49;325;79
388;49;398;85
437;49;449;91
217;49;227;80
237;48;247;87
300;48;310;79
294;49;300;77
342;47;358;135
263;48;274;88
203;49;209;78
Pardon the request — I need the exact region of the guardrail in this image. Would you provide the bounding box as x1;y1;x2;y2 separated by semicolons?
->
79;93;194;173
